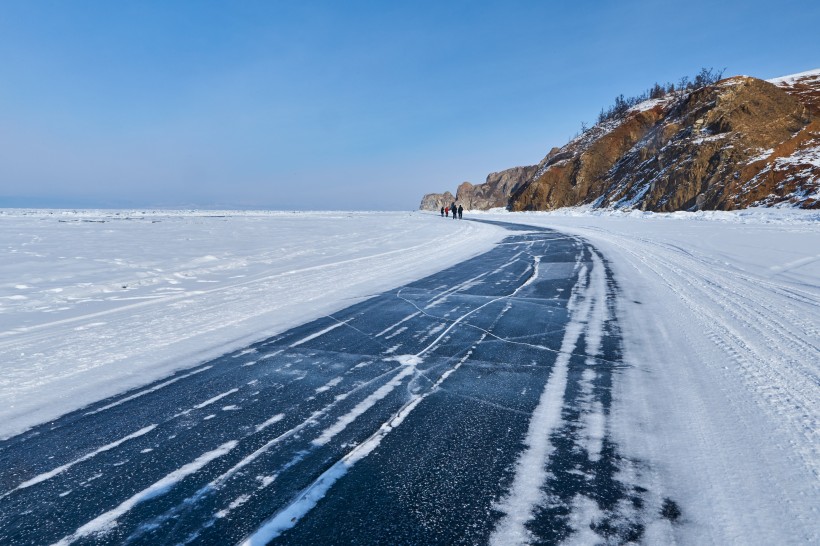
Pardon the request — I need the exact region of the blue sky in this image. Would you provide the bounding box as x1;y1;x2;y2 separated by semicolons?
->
1;1;818;210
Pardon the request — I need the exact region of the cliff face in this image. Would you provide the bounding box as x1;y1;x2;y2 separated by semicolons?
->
419;70;820;212
418;166;536;211
510;73;819;211
419;191;455;211
455;166;538;210
510;105;668;210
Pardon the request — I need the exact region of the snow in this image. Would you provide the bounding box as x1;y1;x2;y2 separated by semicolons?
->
0;209;505;439
191;388;239;410
691;133;729;145
254;413;285;432
311;363;417;446
475;207;820;544
628;95;673;114
747;147;774;163
83;365;212;416
767;68;820;85
773;142;820;168
2;206;818;543
289;321;347;347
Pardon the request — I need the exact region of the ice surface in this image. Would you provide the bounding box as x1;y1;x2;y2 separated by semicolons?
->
0;210;505;439
53;441;238;545
2;206;817;544
0;424;157;498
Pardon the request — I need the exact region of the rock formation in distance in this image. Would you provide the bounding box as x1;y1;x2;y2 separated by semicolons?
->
419;166;536;211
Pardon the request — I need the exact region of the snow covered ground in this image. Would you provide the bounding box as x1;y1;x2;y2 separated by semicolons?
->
1;207;817;543
476;207;820;544
0;210;505;440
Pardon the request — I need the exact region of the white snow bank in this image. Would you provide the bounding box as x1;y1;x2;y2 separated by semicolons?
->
0;210;505;439
470;205;820;224
477;208;820;544
767;68;820;85
628;95;674;114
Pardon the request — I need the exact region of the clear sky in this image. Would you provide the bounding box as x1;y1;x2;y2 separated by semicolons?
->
1;0;818;210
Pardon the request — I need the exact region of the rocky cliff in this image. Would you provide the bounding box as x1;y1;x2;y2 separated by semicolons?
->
419;166;536;211
511;73;818;211
419;191;455;211
420;70;820;211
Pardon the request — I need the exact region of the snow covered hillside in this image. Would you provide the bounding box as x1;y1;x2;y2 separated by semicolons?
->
0;210;505;439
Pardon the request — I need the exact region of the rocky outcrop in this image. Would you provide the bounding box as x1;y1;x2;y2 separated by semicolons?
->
420;70;820;212
418;166;536;211
739;71;820;208
510;73;819;211
455;166;538;210
419;191;455;211
510;105;667;210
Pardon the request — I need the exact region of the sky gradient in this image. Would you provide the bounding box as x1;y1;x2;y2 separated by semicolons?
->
1;0;818;210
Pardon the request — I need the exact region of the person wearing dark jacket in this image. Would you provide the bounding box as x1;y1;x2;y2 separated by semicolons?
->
451;202;457;220
440;206;444;217
458;204;463;219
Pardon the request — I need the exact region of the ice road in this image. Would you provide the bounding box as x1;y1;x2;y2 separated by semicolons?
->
0;221;661;545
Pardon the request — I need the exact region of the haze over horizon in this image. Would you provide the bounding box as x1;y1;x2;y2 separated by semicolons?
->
1;0;818;210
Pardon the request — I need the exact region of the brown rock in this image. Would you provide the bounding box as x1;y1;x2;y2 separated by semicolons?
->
419;191;455;211
418;166;537;211
510;105;666;210
510;74;818;211
455;166;538;209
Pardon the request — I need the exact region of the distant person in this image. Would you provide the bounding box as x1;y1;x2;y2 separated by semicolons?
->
458;205;463;219
452;202;457;220
440;206;444;217
445;207;449;217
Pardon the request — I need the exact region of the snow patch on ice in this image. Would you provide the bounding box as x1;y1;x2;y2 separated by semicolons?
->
193;388;239;410
312;365;417;446
565;495;605;545
0;424;157;498
83;366;212;417
314;377;343;393
289;321;346;348
254;413;285;432
374;311;420;337
54;441;237;545
388;354;424;366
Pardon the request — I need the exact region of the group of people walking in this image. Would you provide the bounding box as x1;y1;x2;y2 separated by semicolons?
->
441;202;463;219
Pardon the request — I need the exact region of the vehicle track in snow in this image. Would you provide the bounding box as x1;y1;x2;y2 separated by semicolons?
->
572;226;818;475
526;221;819;544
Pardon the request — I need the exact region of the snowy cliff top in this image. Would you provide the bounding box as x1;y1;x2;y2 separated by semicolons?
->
767;68;820;85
